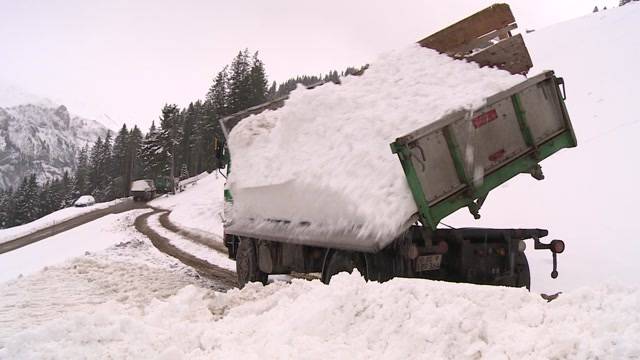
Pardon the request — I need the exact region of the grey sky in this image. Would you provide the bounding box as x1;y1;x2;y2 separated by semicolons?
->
0;0;617;130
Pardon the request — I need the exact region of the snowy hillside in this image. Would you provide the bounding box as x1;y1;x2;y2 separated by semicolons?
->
151;172;227;238
446;3;640;293
0;103;107;188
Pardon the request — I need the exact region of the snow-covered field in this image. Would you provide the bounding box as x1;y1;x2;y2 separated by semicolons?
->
2;270;638;359
151;171;226;240
447;3;640;294
1;4;640;359
0;198;127;245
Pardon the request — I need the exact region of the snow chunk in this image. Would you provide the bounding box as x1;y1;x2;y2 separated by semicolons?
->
228;44;524;248
2;273;638;359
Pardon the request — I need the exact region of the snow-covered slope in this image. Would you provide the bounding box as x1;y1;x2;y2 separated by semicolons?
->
0;103;108;189
0;198;126;246
151;172;226;238
446;3;640;293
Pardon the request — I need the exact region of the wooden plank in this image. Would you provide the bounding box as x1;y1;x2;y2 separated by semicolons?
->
467;34;533;75
418;3;514;53
447;23;518;56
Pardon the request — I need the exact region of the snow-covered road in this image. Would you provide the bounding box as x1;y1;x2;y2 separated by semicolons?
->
0;209;226;348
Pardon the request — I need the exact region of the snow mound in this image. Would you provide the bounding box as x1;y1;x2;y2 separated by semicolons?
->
151;172;226;237
2;273;638;359
0;198;126;245
228;44;524;248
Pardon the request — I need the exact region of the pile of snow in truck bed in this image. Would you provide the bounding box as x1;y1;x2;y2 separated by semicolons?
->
228;44;524;248
2;272;638;359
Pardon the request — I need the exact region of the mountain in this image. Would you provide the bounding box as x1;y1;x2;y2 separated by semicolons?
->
0;103;108;189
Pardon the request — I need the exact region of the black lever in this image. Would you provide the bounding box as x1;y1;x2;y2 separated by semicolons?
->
534;237;564;279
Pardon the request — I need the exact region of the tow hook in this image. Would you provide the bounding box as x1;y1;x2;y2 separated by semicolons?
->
534;237;565;279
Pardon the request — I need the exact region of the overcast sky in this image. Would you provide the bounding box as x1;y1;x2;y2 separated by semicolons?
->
0;0;618;130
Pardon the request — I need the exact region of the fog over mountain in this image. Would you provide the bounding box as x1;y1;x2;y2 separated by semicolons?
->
0;84;108;189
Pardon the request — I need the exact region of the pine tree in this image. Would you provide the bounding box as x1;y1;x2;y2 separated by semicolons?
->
0;188;11;228
73;145;90;198
141;121;162;179
88;136;103;195
13;175;39;225
227;49;252;114
593;6;599;12
206;67;229;117
248;51;268;106
128;125;144;184
111;124;130;197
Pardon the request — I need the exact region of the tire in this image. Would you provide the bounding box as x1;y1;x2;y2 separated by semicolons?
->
236;237;268;288
515;253;531;290
321;249;367;284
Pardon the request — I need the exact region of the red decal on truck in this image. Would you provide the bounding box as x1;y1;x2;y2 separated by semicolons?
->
489;149;506;162
472;109;498;128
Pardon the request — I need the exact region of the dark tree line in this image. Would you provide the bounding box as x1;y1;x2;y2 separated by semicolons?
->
1;49;360;229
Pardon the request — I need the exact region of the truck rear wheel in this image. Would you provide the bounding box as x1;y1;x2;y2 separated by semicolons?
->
236;237;268;288
515;253;531;290
321;249;367;284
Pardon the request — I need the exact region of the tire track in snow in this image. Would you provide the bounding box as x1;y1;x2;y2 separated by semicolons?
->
134;210;238;289
158;212;228;254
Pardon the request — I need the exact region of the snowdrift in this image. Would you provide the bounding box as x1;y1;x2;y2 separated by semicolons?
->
2;273;638;359
228;45;524;248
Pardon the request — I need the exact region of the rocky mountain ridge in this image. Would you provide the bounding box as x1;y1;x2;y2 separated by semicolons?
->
0;103;108;189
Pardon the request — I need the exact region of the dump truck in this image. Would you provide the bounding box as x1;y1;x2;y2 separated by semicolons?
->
220;4;576;289
130;179;157;201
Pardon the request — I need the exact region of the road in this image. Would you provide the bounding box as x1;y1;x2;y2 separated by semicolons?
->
134;209;238;288
0;199;149;254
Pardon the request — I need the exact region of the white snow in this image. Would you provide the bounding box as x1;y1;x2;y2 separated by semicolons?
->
147;212;235;271
151;172;226;239
0;198;127;245
73;195;95;207
1;6;640;359
447;2;640;294
0;209;224;346
227;44;525;249
0;208;150;283
131;179;155;192
1;272;638;359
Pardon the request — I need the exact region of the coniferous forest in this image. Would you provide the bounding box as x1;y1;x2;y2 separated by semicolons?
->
0;49;362;229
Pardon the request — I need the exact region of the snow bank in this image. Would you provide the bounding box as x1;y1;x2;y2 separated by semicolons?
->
0;209;224;345
0;208;151;283
151;172;226;238
228;44;524;248
0;198;126;244
2;273;638;359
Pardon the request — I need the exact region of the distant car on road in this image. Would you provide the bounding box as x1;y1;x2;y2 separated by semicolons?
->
130;180;156;201
74;195;96;207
